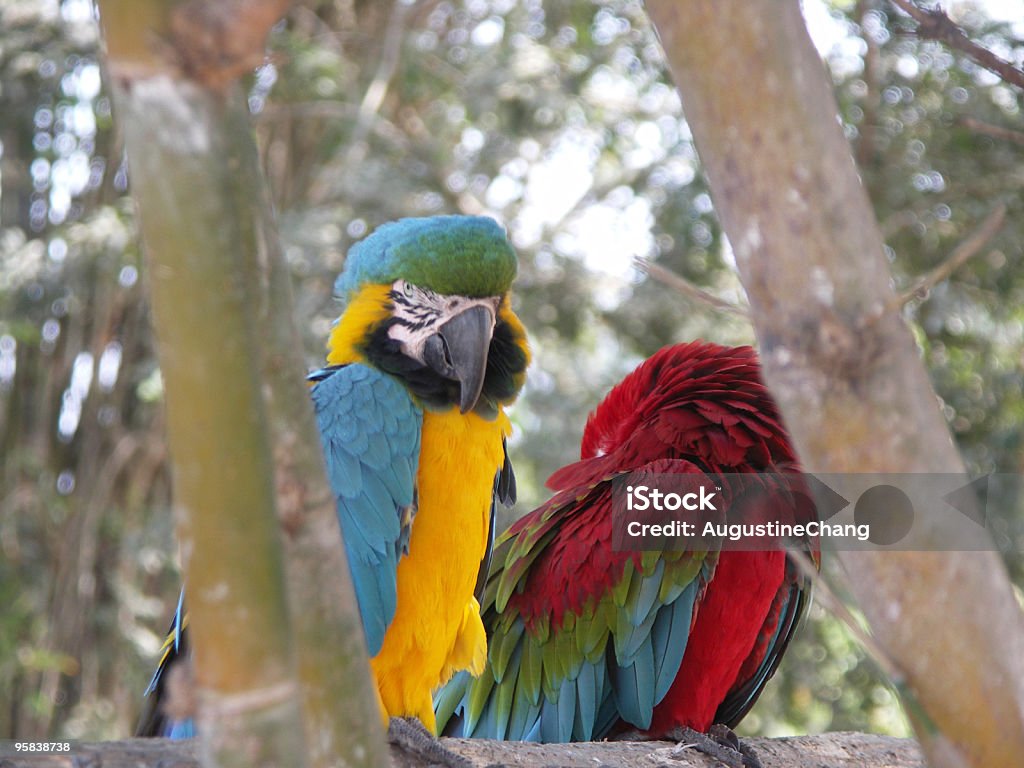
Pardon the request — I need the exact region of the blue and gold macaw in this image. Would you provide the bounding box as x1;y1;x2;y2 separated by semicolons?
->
138;215;530;736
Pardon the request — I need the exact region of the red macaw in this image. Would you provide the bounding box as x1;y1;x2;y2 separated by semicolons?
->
436;341;815;753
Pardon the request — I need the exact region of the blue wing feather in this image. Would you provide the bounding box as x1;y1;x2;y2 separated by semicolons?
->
611;637;656;729
573;660;602;741
630;561;665;627
556;677;575;742
310;364;422;656
508;678;543;741
650;584;697;703
539;696;560;743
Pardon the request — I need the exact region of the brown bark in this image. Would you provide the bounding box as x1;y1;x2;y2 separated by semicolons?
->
0;732;925;768
644;2;1024;767
230;75;389;768
97;1;387;766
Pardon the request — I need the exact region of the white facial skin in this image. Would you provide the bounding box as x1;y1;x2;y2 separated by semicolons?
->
386;279;500;363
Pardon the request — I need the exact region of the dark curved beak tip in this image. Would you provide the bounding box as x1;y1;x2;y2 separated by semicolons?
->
423;305;494;414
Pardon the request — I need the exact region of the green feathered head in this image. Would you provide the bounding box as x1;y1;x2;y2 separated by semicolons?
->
335;215;517;303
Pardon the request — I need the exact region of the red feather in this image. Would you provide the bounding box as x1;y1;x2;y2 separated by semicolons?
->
517;341;811;735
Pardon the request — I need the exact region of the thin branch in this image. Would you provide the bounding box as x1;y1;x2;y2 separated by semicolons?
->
346;0;409;163
787;550;938;734
895;203;1006;306
634;257;750;317
304;1;411;204
258;101;410;151
959;116;1024;147
787;551;902;684
889;0;1024;90
855;0;881;169
15;732;927;768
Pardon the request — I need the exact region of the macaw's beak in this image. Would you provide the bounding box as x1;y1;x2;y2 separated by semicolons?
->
423;305;494;414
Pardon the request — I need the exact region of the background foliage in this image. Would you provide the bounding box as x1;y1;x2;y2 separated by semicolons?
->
0;0;1021;741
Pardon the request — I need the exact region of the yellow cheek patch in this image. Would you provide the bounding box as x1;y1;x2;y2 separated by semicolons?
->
327;283;394;366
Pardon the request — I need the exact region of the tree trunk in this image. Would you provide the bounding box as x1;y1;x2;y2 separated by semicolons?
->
643;2;1024;767
97;2;387;766
227;67;389;768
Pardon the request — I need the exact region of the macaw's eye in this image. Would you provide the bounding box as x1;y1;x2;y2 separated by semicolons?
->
402;281;415;299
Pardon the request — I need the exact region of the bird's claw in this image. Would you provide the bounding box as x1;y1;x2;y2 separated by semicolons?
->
668;724;763;768
387;717;473;768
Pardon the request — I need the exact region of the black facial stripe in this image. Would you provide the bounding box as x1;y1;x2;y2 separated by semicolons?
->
391;315;435;333
389;289;441;328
